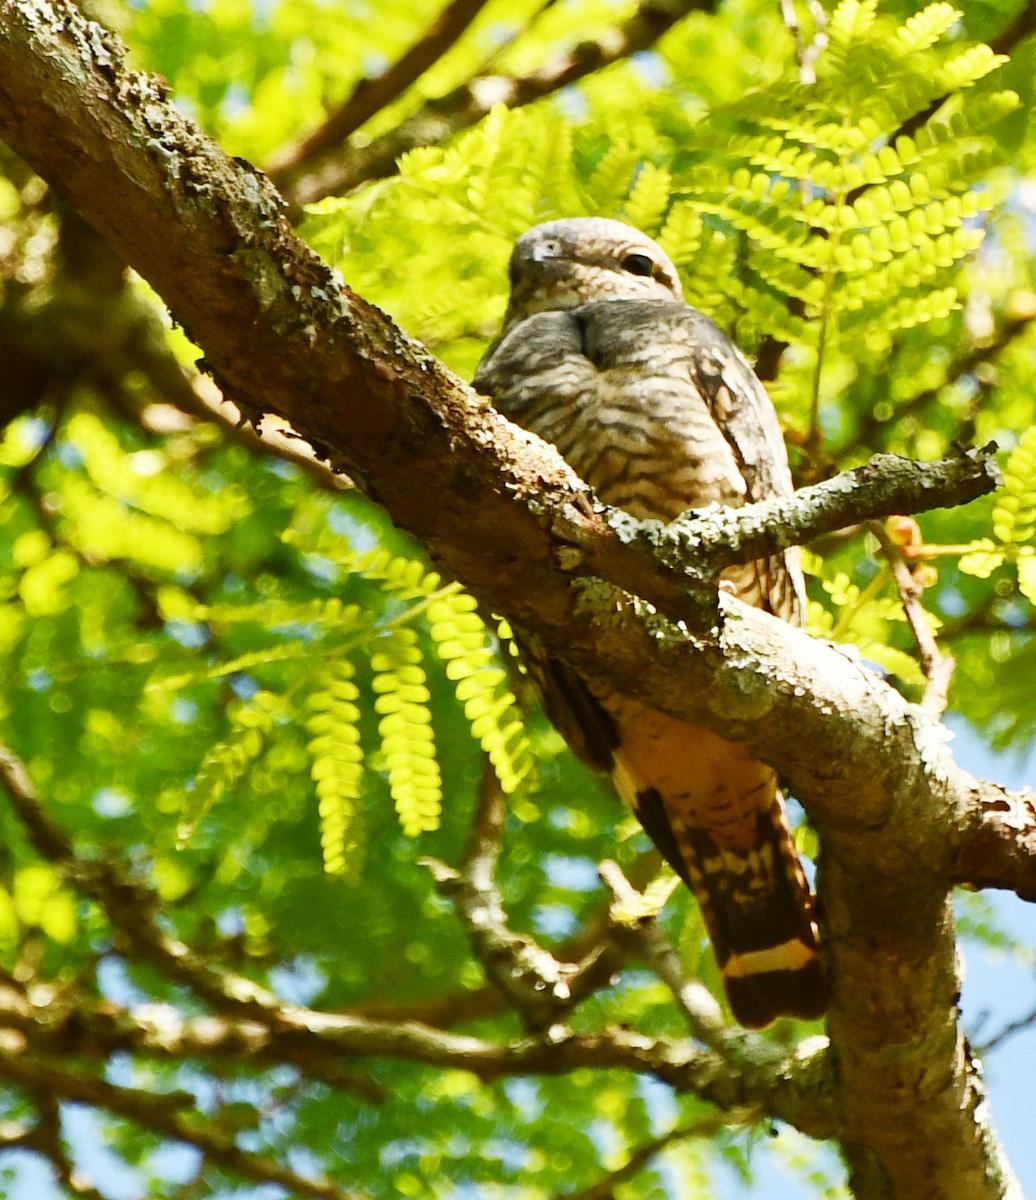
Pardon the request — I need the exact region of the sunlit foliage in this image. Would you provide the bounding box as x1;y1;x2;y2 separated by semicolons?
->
1;0;1035;1195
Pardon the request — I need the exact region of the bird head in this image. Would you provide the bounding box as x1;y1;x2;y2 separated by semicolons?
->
502;217;683;331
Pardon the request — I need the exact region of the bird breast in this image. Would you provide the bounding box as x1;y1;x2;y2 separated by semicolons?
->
476;299;749;522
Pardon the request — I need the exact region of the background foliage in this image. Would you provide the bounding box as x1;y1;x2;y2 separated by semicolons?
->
1;0;1035;1196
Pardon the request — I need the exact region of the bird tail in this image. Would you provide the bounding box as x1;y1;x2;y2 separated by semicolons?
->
613;749;827;1029
524;651;826;1028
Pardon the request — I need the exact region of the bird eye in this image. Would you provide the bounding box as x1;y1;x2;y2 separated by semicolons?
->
621;252;655;278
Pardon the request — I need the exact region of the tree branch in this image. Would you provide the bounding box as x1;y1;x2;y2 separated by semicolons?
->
281;0;715;206
0;743;832;1137
599;859;730;1047
953;785;1036;901
615;446;1000;597
869;518;956;717
421;759;605;1029
0;1047;361;1200
267;0;492;182
558;1106;762;1200
989;0;1036;55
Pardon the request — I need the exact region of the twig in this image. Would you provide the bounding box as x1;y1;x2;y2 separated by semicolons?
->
558;1105;762;1200
421;758;602;1028
851;312;1035;457
24;1087;111;1200
779;0;827;85
990;0;1036;55
268;0;492;181
3;1110;111;1200
284;0;715;206
598;860;730;1048
0;944;825;1136
939;594;1034;644
975;997;1036;1055
868;520;955;716
0;746;801;1124
0;1048;362;1200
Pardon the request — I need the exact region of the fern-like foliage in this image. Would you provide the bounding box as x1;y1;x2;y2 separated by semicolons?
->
667;1;1015;363
803;550;938;689
307;659;366;881
306;1;1015;391
176;690;283;846
958;426;1036;605
371;625;443;839
153;522;533;878
427;590;530;795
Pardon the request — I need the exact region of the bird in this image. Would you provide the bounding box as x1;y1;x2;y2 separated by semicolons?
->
473;217;827;1028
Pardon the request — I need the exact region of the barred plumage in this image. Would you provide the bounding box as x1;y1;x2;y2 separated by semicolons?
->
474;218;826;1027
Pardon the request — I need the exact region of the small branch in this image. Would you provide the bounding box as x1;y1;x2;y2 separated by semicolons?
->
660;447;1000;573
166;374;349;490
283;0;714;206
0;744;300;1020
421;759;602;1029
351;855;662;1027
558;1106;761;1200
0;1049;361;1200
975;997;1036;1056
0;976;384;1096
989;0;1036;55
599;860;729;1047
852;310;1036;456
779;0;827;85
25;1087;110;1200
953;785;1036;901
582;446;1001;631
596;860;818;1108
869;519;956;717
268;0;491;182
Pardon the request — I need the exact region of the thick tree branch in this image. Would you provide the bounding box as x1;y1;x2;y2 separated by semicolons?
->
0;7;1029;1198
953;785;1036;901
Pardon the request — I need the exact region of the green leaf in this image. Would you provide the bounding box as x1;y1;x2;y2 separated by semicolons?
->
307;659;366;879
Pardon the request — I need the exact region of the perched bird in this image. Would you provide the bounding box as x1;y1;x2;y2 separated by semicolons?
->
474;217;826;1028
